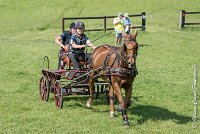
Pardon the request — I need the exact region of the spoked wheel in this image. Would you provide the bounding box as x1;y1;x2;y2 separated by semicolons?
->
54;81;63;108
39;76;50;101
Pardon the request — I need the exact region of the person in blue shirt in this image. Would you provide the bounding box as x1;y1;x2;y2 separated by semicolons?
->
68;22;96;70
123;13;131;34
55;22;77;69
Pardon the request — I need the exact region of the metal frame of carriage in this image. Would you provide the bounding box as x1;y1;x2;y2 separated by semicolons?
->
38;54;110;108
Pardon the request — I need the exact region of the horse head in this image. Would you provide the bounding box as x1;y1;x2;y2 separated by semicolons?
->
122;30;138;68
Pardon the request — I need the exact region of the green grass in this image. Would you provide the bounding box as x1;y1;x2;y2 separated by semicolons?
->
0;0;200;133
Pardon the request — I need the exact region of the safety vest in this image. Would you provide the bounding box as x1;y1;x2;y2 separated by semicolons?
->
114;18;124;32
69;34;88;54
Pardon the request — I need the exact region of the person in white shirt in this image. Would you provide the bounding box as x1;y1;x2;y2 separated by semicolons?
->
123;13;131;34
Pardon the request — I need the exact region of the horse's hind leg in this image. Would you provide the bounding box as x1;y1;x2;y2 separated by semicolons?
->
86;75;95;107
112;81;129;126
109;85;115;117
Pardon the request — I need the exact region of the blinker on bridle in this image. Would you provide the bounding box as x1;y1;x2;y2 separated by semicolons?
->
121;38;138;68
123;39;138;61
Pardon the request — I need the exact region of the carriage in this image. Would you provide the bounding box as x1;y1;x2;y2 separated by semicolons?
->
38;52;110;108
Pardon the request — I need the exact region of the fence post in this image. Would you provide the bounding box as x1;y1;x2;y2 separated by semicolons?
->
104;16;106;33
142;12;146;31
180;10;186;29
62;17;65;32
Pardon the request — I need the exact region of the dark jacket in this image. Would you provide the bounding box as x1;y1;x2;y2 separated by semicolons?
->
69;33;89;54
60;31;72;45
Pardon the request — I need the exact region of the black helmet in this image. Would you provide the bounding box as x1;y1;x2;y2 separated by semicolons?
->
75;22;85;29
69;22;76;29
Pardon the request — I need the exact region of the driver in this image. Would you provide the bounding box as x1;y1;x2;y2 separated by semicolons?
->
68;22;96;71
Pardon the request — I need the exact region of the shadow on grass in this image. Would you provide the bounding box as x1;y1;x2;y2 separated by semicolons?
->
61;94;109;109
129;105;191;125
139;44;151;47
49;94;191;125
60;96;143;113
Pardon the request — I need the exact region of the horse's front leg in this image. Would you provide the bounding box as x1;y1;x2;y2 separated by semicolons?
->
124;84;132;109
109;85;115;117
112;81;130;126
86;76;95;107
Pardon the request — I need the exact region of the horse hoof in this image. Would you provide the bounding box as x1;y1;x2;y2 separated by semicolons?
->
110;112;115;118
122;120;130;127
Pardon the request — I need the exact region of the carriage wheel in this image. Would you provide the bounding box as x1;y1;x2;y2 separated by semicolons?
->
39;76;50;101
54;81;63;108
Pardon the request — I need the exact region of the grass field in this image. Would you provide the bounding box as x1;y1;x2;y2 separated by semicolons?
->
0;0;200;133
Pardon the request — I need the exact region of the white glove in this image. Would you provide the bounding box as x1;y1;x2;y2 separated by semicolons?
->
125;26;129;32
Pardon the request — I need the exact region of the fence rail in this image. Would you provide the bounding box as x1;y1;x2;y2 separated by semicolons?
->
179;10;200;29
62;12;146;32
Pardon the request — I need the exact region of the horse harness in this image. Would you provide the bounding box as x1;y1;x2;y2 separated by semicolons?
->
101;45;138;78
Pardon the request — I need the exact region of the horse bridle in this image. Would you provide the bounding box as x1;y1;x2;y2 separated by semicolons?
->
123;39;138;65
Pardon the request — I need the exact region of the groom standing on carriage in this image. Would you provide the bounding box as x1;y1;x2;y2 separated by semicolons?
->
55;22;77;69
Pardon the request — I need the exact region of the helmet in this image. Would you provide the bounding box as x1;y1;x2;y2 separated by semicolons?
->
69;22;76;29
75;22;85;29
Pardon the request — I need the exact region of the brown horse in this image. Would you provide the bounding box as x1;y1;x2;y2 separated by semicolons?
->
86;31;139;126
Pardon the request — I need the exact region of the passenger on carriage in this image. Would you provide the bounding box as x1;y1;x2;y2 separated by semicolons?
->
55;22;77;69
68;22;96;71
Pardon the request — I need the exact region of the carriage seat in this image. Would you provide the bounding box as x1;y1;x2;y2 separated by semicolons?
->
62;53;90;68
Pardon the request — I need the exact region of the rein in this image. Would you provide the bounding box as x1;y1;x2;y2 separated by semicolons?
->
87;31;113;46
